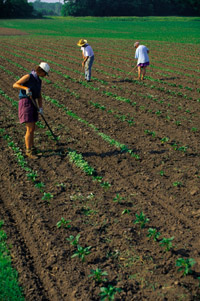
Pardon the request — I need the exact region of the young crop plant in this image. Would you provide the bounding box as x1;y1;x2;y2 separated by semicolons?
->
88;268;108;283
42;192;54;202
100;181;111;190
173;181;183;187
71;245;92;262
0;220;24;300
68;150;95;176
160;137;169;144
56;218;71;229
113;194;124;203
147;228;161;241
159;170;165;176
144;130;156;137
99;285;122;301
66;234;80;246
134;212;149;229
122;209;131;215
176;258;196;276
26;171;38;182
159;237;174;252
34;182;45;192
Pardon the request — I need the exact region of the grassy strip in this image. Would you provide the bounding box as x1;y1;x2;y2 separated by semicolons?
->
0;220;24;300
0;17;199;43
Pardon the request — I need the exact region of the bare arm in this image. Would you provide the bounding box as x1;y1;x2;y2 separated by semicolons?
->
13;74;30;93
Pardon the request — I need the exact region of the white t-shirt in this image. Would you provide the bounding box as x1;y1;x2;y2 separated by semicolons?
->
135;45;149;64
81;44;94;57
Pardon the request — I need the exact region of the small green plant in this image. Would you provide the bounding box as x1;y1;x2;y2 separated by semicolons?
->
34;182;45;192
56;218;71;229
176;258;196;276
159;237;174;251
134;212;149;229
147;228;161;241
88;268;108;283
159;170;165;176
113;194;124;203
122;209;130;215
66;233;80;246
160;137;169;143
71;245;92;262
26;171;37;182
173;181;183;187
99;285;122;300
42;192;54;202
100;181;111;189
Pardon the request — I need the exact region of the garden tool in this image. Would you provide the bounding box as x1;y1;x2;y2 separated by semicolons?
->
29;94;59;144
128;65;138;75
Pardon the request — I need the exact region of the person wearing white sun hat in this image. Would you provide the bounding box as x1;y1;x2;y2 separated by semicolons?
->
13;62;50;159
77;39;94;82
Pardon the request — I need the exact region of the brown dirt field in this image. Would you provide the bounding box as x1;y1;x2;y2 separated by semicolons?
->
0;27;28;35
0;36;200;301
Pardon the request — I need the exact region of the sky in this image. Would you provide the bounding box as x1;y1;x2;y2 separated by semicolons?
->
28;0;64;3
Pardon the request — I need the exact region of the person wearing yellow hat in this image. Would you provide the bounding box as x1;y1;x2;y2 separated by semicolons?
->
13;62;50;159
134;41;150;80
77;39;94;82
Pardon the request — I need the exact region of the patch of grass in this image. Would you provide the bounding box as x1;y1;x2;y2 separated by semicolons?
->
0;17;199;43
0;220;24;300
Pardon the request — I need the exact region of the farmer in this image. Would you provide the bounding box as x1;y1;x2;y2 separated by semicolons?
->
77;39;94;82
13;62;50;159
134;41;150;80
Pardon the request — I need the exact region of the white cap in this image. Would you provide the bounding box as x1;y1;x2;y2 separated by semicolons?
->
134;41;140;48
39;62;50;74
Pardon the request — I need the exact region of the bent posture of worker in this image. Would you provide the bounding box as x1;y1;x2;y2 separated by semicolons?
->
134;41;150;81
77;39;94;82
13;62;50;159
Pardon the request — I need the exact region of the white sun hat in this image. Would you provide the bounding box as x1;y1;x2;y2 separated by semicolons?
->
39;62;50;75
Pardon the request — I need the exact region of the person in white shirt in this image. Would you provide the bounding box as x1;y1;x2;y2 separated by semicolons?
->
134;41;150;80
77;39;94;82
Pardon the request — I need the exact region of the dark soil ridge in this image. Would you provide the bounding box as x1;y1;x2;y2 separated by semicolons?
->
0;36;200;300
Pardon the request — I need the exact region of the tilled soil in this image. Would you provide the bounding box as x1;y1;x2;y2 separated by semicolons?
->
0;31;200;300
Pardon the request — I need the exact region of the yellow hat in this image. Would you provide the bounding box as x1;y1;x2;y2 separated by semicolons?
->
77;39;87;46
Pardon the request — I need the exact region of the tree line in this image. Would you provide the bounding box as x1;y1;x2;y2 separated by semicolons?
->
62;0;200;17
32;0;62;16
0;0;62;18
1;0;199;19
0;0;40;18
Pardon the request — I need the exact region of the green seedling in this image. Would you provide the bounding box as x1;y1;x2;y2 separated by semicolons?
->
176;258;196;276
122;209;130;215
134;212;149;229
173;181;183;187
66;233;80;246
147;228;161;241
71;245;92;262
56;182;66;189
160;137;169;143
160;170;165;176
100;182;111;189
56;218;71;229
34;182;45;192
160;237;174;252
93;176;103;182
100;285;122;301
26;171;38;182
113;194;124;203
88;268;108;283
42;192;53;202
191;127;198;132
0;220;4;228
